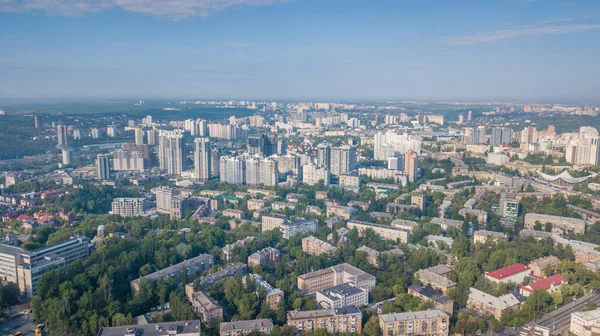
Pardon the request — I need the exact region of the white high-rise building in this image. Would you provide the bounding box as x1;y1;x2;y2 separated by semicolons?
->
96;154;111;180
374;131;421;161
112;149;144;172
404;151;419;183
302;163;330;186
220;156;245;185
90;128;100;139
147;129;159;145
107;126;117;137
158;130;184;176
61;147;74;166
73;129;82;140
134;127;144;146
194;137;211;182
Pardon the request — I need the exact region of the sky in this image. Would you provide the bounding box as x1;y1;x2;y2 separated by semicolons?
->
1;0;600;103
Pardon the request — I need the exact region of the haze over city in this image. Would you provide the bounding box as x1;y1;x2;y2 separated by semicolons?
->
1;0;600;102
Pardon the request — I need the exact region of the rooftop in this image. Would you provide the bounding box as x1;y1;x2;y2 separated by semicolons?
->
287;305;361;320
379;309;449;322
220;319;274;332
468;288;521;310
97;321;201;336
521;274;567;293
486;264;530;280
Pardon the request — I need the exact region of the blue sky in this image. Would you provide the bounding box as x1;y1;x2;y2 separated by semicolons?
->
1;0;599;102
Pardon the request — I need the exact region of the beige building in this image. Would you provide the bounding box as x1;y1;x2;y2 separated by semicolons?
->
473;230;507;244
247;247;280;267
287;305;362;334
185;285;223;328
297;263;376;294
466;288;521;320
524;213;586;234
220;319;274;336
408;285;453;315
326;205;358;220
414;265;456;295
247;198;268;211
378;309;450;336
347;221;411;243
131;254;214;296
97;320;201;336
302;236;337;256
528;256;560;278
571;308;600;336
411;193;426;212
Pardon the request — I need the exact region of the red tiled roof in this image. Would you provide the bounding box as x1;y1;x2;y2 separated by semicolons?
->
521;274;567;293
486;263;530;280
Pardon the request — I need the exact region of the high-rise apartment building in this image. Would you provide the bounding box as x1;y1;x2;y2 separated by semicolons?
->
112;149;144;172
491;127;513;146
220;156;246;185
146;129;159;145
302;163;330;186
374;131;421;160
61;147;74;166
56;125;68;146
158;130;184;176
134;127;144;145
96;154;111;180
247;133;278;156
153;187;186;220
404;150;419;183
194;137;212;182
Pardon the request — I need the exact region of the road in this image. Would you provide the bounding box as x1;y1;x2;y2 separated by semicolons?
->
1;311;34;336
528;292;600;333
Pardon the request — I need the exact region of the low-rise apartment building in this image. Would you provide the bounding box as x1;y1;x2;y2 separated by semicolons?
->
408;285;454;315
97;320;202;336
244;273;284;310
302;236;337;256
130;254;214;296
473;230;507;244
297;263;376;294
571;308;600;336
528;256;560;278
414;266;456;295
185;285;223;328
287;305;362;334
316;283;368;309
247;247;280;267
220;319;274;336
197;262;247;288
524;213;586;234
326;205;358;220
466;287;522;320
485;263;531;284
346;221;411;243
378;309;450;336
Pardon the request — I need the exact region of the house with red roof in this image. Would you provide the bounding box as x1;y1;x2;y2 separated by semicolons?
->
519;274;568;297
485;263;531;284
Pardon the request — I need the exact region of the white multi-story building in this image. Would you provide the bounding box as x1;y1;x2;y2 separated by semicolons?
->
111;198;146;217
316;283;368;309
220;156;245;185
571;308;600;336
134;127;144;145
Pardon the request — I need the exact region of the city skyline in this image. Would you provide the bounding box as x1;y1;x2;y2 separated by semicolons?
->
1;0;600;102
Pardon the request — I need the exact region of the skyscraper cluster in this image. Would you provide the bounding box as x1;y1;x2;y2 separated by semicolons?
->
184;118;208;136
491;127;513;146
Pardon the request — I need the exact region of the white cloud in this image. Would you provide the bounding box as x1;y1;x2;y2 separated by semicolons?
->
0;0;291;19
445;23;600;46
